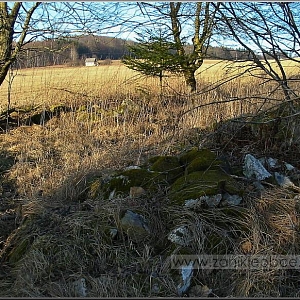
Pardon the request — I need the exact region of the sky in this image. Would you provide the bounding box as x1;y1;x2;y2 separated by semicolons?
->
9;1;300;56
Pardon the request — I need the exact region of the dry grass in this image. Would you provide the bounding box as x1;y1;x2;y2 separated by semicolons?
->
0;59;300;297
0;59;272;198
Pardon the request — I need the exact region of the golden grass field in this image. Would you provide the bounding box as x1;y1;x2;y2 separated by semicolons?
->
0;59;300;297
1;59;298;108
0;59;280;197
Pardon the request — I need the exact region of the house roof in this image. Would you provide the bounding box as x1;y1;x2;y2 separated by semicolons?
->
85;58;96;62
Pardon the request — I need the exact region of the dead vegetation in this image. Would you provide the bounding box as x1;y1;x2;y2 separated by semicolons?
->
0;60;300;297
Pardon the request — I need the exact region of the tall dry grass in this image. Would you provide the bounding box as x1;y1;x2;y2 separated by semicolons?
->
0;59;298;198
0;59;300;297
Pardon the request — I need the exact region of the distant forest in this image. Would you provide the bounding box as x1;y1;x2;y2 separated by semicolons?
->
14;34;252;69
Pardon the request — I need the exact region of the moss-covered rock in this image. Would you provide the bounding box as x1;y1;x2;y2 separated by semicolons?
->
186;156;221;174
102;168;166;199
179;147;203;165
169;169;242;205
179;148;217;167
149;155;184;183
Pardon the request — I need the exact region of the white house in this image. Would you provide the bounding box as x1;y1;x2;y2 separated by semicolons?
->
85;58;98;66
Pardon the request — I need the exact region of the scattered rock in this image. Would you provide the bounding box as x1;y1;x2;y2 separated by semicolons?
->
72;277;87;297
120;210;150;242
274;172;296;189
184;198;203;209
124;165;141;171
168;226;192;246
243;154;272;181
129;186;146;198
177;261;194;296
189;284;212;297
221;193;243;206
109;228;118;239
204;194;222;208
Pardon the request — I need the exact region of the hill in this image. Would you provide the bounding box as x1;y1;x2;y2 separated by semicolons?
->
14;34;250;69
15;35;135;68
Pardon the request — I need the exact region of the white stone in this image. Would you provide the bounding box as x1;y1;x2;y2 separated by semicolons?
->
109;228;118;238
124;165;141;170
73;278;87;297
274;172;295;188
222;193;242;206
203;194;222;207
243;154;272;180
266;157;278;168
168;226;192;246
285;162;295;171
177;261;194;296
184;199;201;208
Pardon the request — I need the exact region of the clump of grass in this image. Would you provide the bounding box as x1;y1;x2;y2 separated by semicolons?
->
228;188;300;297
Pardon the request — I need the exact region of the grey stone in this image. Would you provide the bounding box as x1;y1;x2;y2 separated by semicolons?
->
243;154;272;180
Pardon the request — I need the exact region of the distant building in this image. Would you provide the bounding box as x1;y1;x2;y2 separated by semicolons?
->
85;58;98;66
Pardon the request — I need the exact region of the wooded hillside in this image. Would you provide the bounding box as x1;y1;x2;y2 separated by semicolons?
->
14;35;251;68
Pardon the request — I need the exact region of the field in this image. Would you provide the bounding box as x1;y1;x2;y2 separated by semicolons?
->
0;60;279;197
1;59;300;297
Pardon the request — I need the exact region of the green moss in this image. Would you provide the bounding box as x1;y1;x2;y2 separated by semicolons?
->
169;169;240;205
149;156;184;183
178;147;202;165
147;156;161;165
224;179;245;196
102;168;166;198
186;156;221;174
178;148;223;177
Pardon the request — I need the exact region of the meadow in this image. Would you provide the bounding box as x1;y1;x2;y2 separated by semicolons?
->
0;59;300;297
0;59;276;197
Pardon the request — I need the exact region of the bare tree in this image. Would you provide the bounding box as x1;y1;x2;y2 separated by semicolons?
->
0;2;40;85
215;2;300;149
216;2;299;100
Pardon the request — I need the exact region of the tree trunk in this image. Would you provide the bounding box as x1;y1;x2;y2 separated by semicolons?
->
0;3;15;85
0;2;40;86
184;69;197;92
